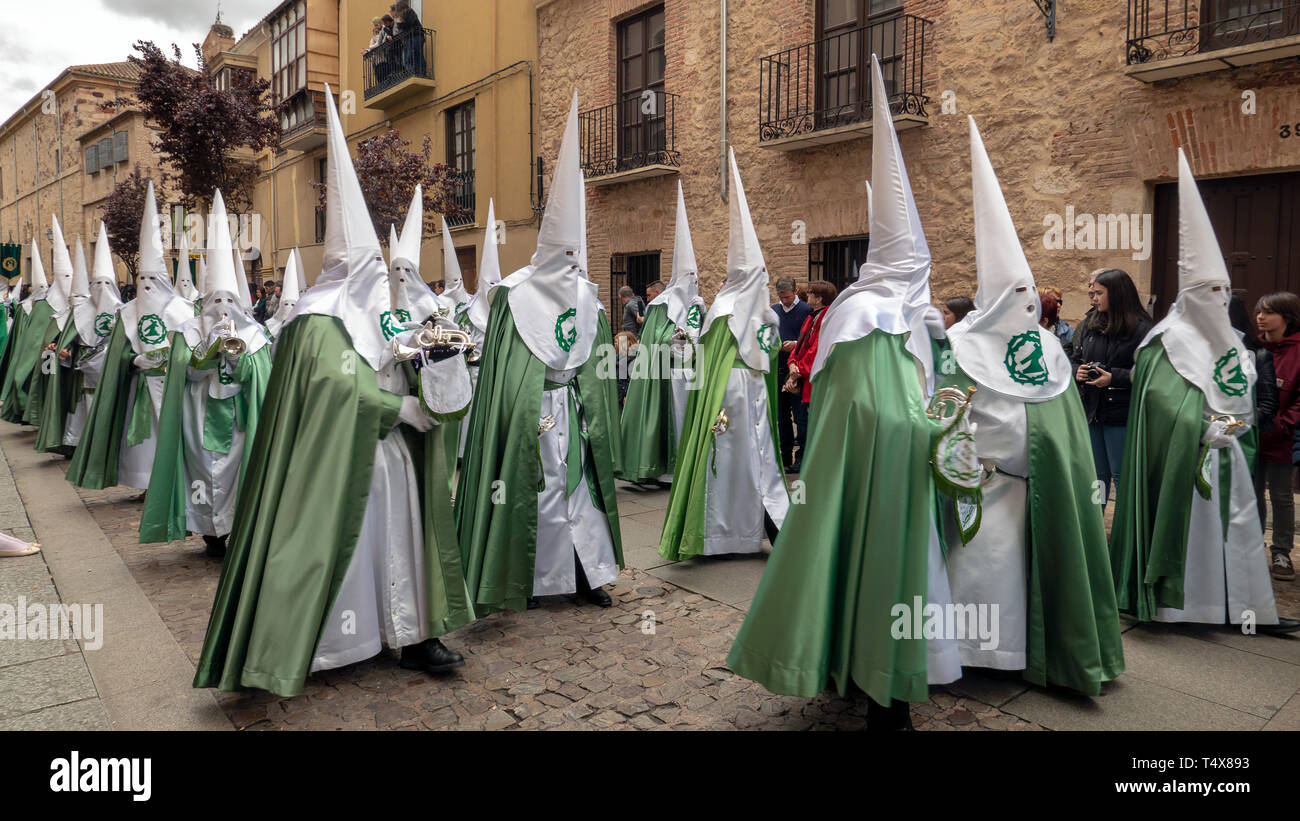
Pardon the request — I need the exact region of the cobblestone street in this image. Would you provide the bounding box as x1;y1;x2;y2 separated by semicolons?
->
74;482;1045;731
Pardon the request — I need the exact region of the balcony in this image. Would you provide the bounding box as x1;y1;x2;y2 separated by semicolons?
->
364;27;436;109
579;91;680;186
446;169;475;228
758;14;931;150
1126;0;1300;81
279;88;330;152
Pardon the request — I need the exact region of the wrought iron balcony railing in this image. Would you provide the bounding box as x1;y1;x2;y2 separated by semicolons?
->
759;14;931;144
446;169;475;227
363;27;435;100
1127;0;1300;64
579;91;680;178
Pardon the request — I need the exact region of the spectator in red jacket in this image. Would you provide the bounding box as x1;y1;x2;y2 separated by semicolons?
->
785;279;838;471
1255;291;1300;581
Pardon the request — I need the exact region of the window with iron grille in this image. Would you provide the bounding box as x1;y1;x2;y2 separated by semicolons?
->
816;0;904;123
617;7;666;166
314;156;328;243
270;1;307;106
610;251;661;300
446;100;475;226
809;235;870;295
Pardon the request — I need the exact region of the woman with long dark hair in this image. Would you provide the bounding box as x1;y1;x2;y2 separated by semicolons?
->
1254;291;1300;581
1070;268;1153;505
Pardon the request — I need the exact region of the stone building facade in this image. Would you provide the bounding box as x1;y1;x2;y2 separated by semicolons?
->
535;0;1300;321
0;62;159;282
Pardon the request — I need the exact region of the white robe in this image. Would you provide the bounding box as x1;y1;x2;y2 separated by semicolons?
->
1156;439;1279;625
180;367;246;538
533;366;619;595
944;386;1029;670
699;367;789;555
117;372;167;490
61;343;106;447
311;362;431;671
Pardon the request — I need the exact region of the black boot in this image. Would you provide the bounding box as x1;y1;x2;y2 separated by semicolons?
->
527;597;540;610
1258;617;1300;635
763;512;780;546
866;698;914;731
400;638;465;674
574;553;612;607
202;534;227;558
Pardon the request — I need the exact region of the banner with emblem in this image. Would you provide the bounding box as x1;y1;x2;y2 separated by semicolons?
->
0;242;20;283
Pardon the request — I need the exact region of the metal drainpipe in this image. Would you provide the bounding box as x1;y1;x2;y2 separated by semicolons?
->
719;0;727;204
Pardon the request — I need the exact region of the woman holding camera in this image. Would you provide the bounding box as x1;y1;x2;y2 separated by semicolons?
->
1070;268;1153;506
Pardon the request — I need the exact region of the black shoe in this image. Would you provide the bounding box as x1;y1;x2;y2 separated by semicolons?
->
1258;617;1300;636
866;698;914;731
202;535;227;558
785;461;801;474
527;597;540;610
400;639;465;674
583;587;612;607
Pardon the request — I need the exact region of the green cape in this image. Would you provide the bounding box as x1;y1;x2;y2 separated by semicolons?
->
138;345;273;543
195;314;473;697
938;362;1126;695
657;319;782;561
727;331;939;703
0;301;55;424
1108;337;1252;620
33;320;84;455
64;323;187;490
617;302;679;482
456;295;624;616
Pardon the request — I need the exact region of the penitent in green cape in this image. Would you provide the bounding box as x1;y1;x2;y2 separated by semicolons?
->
456;296;624;616
65;322;188;490
137;343;273;543
194;314;473;696
728;331;943;703
0;301;55;424
33;319;84;456
617;302;679;482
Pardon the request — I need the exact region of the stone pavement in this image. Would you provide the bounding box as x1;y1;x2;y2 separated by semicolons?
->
0;431;110;731
5;418;1300;730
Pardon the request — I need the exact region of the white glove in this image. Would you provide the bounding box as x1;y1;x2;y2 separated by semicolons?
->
132;351;167;371
397;394;434;433
1202;419;1239;449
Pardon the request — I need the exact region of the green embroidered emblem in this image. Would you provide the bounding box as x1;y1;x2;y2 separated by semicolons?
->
1004;330;1048;386
938;430;981;485
1213;348;1248;397
137;313;167;345
395;308;412;324
756;323;778;354
218;368;233;385
94;312;114;338
379;311;402;340
554;308;578;352
686;305;702;329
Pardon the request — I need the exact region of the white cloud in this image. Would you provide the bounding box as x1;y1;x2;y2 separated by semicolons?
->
0;0;268;123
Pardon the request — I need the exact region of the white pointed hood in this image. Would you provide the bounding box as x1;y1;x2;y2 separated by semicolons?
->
21;237;48;314
499;90;600;370
174;225;199;302
265;247;304;338
439;216;472;324
465;198;503;337
389;187;440;324
118;180;192;354
196;254;208;298
1138;148;1254;416
650;180;706;337
232;248;254;312
182;189;268;356
69;235;94;341
701;148;780;372
289;84;393;369
47;216;74;329
947;117;1071;402
81;223;123;344
812;55;941;390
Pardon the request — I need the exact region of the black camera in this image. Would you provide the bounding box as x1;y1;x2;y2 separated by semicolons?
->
1087;362;1103;380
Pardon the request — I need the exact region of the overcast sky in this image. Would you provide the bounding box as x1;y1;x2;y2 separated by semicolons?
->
0;0;271;122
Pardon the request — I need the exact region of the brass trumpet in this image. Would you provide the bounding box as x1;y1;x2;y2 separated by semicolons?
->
393;321;479;363
215;318;245;357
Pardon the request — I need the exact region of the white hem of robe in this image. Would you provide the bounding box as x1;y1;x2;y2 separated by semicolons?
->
1155;441;1279;625
534;382;619;595
699;367;789;556
117;372;166;490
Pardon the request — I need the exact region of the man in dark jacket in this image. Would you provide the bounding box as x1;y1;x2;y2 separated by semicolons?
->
772;275;811;472
390;1;426;75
